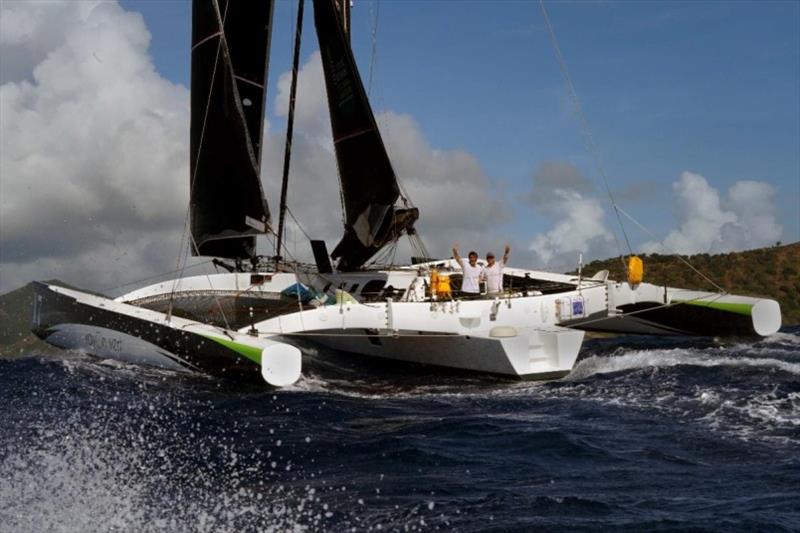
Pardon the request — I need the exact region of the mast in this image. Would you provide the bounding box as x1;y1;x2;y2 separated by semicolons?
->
275;0;305;264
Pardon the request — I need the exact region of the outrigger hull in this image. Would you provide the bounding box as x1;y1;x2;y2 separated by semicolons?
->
562;281;782;338
30;282;302;385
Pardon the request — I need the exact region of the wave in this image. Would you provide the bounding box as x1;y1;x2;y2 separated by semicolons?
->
567;347;800;381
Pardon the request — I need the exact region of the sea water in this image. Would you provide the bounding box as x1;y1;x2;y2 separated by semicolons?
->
1;328;798;531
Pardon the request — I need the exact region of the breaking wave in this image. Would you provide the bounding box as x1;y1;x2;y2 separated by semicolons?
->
567;348;800;381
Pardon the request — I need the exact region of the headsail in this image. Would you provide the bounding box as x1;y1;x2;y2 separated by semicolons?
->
190;0;274;259
314;0;419;271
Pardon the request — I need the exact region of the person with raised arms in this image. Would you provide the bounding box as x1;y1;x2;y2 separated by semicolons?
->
452;243;484;297
484;244;510;296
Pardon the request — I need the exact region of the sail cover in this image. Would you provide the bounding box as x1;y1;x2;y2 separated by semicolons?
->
314;0;419;270
190;0;274;259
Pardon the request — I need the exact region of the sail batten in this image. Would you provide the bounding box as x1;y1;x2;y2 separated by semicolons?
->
190;0;275;260
314;0;418;270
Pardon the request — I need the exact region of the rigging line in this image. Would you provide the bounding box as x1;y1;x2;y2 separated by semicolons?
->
538;2;725;294
538;0;633;261
170;0;230;308
413;232;431;261
614;205;727;293
286;207;314;242
101;260;215;294
367;0;381;96
186;231;233;332
276;0;305;261
563;290;729;330
388;237;399;268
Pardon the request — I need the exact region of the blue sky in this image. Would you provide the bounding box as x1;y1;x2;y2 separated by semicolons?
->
121;0;800;249
1;0;798;291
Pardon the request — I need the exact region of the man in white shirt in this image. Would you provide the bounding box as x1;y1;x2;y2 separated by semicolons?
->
452;244;484;296
484;244;510;295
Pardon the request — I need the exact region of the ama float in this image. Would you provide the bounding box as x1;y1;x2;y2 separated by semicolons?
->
31;0;782;386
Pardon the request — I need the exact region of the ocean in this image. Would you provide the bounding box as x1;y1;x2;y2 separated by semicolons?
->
1;328;798;532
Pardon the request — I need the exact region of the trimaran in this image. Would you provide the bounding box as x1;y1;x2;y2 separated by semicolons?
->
31;0;782;386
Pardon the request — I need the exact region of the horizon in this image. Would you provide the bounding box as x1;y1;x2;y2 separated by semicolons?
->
1;0;798;292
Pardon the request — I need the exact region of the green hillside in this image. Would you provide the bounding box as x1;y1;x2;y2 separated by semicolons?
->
572;242;800;325
0;281;72;356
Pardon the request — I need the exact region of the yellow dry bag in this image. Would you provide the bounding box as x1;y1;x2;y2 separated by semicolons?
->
429;270;439;297
627;256;644;286
437;274;451;298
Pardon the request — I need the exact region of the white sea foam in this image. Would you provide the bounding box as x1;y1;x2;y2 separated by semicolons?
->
0;433;147;532
0;398;327;532
567;348;800;381
761;331;800;347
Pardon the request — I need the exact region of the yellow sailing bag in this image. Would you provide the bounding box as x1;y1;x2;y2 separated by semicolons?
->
429;270;439;297
627;256;644;286
437;274;451;298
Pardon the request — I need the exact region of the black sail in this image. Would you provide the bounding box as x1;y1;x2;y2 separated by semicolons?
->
190;0;274;259
314;0;418;271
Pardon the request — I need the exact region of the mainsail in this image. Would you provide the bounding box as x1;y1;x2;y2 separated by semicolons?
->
190;0;274;259
314;0;419;271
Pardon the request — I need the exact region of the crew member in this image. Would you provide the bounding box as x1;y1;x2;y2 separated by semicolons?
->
452;244;483;296
484;244;510;295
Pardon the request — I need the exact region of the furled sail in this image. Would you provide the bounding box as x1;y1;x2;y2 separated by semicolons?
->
190;0;274;259
314;0;419;271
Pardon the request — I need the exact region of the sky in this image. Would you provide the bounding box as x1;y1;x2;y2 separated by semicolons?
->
0;0;798;293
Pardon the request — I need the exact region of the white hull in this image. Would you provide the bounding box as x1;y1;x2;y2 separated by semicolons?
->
305;327;581;379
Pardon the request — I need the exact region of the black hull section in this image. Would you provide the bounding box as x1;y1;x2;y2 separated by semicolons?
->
565;302;758;338
31;283;262;381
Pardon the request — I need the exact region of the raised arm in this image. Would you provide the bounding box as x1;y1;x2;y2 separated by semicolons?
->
452;243;462;267
502;244;511;265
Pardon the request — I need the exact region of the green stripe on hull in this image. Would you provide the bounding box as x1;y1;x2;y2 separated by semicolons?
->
675;300;753;316
200;334;262;364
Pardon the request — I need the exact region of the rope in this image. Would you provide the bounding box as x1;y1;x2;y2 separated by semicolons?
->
286;207;314;243
187;232;232;331
367;0;381;96
101;260;215;294
614;205;727;293
538;0;632;270
564;289;729;330
169;0;230;314
537;1;728;294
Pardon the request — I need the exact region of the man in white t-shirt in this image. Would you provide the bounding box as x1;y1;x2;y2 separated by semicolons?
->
452;244;484;296
483;244;510;295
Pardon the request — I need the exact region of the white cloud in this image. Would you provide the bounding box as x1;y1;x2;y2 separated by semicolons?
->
0;11;508;292
0;0;101;83
526;162;615;269
727;180;783;247
642;172;782;254
274;50;330;144
0;1;188;292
